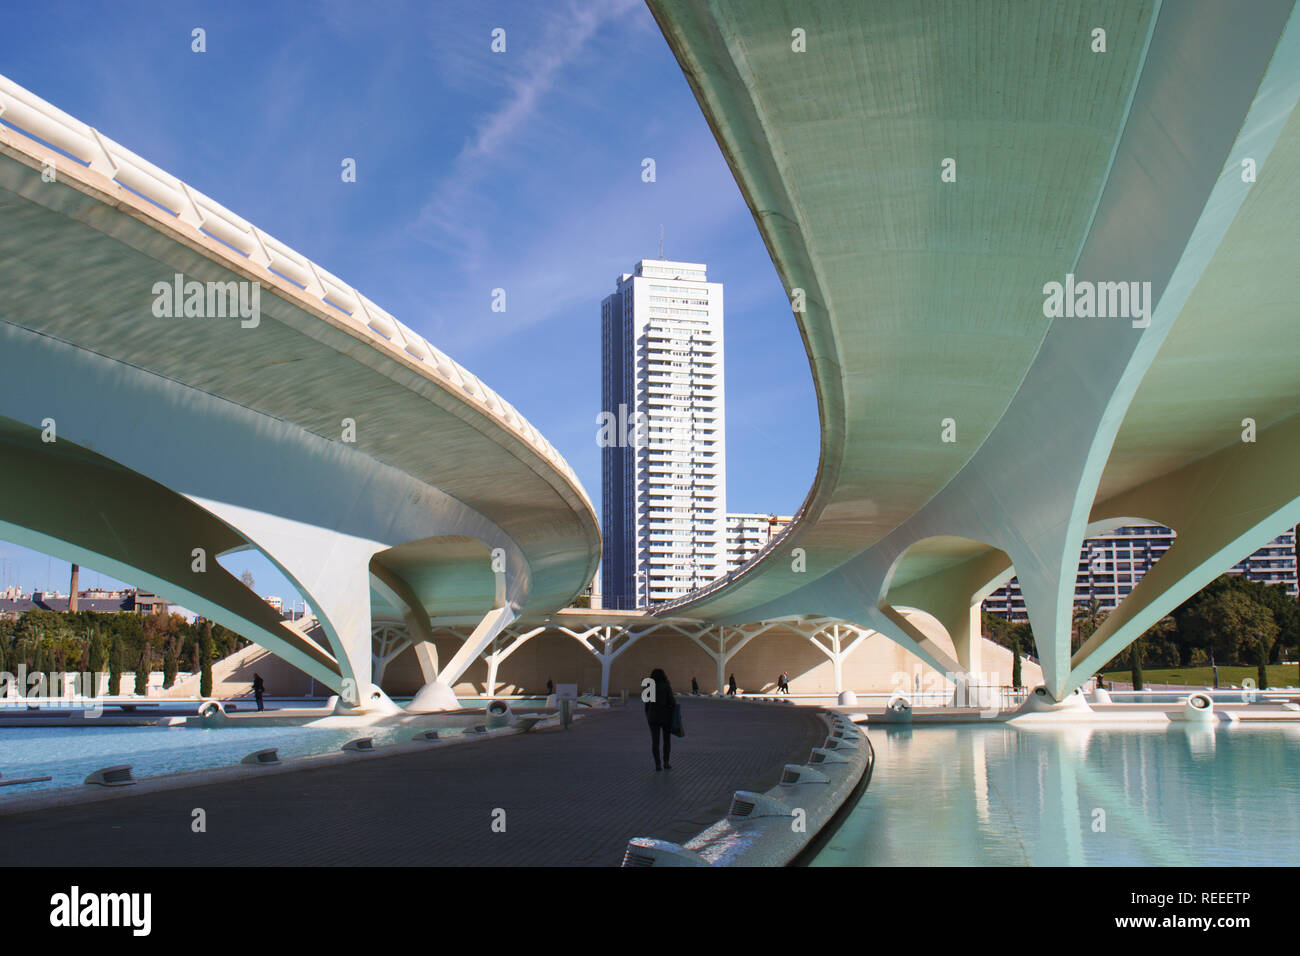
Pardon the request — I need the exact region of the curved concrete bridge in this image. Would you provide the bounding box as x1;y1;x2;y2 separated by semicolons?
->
647;0;1300;701
5;0;1300;712
0;74;599;712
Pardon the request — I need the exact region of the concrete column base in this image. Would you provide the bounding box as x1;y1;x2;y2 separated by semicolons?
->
334;686;404;715
407;680;461;713
1015;686;1093;715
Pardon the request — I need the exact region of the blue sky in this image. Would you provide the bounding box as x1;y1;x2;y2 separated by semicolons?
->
0;0;818;600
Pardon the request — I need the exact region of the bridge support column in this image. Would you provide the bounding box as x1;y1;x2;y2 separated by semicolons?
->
369;562;439;685
192;498;400;713
412;640;439;685
371;625;413;687
805;622;870;694
0;425;348;693
867;606;964;687
409;603;518;712
1062;413;1300;696
881;546;1012;707
562;625;661;697
686;623;774;695
485;648;501;699
481;626;544;697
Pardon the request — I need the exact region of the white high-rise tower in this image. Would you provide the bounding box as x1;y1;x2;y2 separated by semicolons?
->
601;259;726;609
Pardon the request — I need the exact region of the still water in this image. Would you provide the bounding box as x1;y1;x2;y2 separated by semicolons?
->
813;723;1300;866
0;722;461;796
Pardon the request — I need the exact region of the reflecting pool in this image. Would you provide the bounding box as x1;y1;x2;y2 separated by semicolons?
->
0;722;463;796
813;723;1300;865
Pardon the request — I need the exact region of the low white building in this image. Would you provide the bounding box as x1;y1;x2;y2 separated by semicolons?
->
726;513;793;571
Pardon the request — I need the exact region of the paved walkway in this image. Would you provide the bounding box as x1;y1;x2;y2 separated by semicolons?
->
1;698;825;866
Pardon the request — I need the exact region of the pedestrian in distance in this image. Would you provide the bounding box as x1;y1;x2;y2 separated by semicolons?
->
691;676;699;694
252;672;265;711
645;667;676;771
728;673;738;696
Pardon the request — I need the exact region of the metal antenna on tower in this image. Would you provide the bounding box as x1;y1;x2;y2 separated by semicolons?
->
659;224;664;259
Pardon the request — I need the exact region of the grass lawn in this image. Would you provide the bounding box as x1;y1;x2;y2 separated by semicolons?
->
1099;664;1300;689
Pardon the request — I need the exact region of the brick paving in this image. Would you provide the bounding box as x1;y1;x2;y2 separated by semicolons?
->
1;698;826;866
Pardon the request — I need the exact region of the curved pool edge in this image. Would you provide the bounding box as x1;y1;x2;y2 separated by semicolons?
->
622;708;873;867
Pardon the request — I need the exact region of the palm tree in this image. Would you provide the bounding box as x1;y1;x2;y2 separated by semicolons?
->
1072;598;1107;653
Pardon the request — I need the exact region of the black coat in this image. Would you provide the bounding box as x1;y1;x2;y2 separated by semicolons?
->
645;677;675;725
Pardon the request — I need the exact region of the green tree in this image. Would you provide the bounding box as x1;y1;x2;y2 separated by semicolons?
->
87;629;108;697
1178;585;1274;663
163;643;178;689
134;642;150;696
107;637;121;697
1247;632;1272;689
1011;638;1023;690
1175;574;1282;666
200;621;214;698
1255;582;1298;663
14;609;69;642
982;611;1014;649
1072;598;1106;653
1130;639;1145;691
1012;621;1037;660
1142;615;1179;667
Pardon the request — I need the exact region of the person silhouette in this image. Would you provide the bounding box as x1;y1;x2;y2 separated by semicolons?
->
645;668;676;771
252;672;265;711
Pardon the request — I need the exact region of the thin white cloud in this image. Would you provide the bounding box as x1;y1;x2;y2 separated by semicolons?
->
411;0;640;253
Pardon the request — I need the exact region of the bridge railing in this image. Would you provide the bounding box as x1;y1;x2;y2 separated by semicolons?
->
650;499;811;614
0;72;585;502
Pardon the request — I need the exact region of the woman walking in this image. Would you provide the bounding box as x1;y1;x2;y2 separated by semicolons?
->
645;667;676;771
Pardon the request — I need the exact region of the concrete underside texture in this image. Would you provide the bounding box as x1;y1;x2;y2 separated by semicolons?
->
644;0;1300;704
0;82;601;711
0;699;826;867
